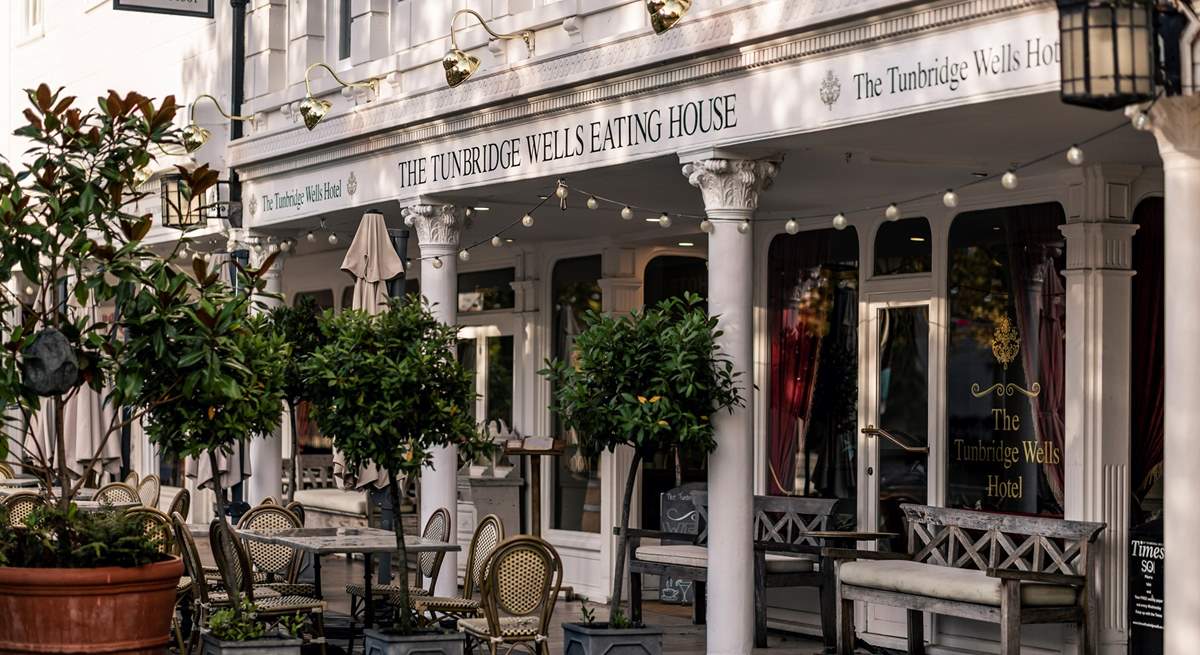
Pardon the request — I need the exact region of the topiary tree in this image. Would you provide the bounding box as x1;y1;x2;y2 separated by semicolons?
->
302;297;490;633
539;292;743;623
115;255;289;526
266;295;325;502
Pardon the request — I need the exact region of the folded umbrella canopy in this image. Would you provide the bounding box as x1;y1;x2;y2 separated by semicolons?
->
332;210;405;489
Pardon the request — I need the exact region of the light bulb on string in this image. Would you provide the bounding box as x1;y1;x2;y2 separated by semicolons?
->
306;231;315;243
491;235;503;247
555;180;569;200
699;219;713;233
942;190;959;208
431;257;443;270
587;196;599;210
1001;170;1019;190
459;249;471;262
737;220;750;234
253;243;264;254
785;218;799;235
464;207;473;217
885;204;901;221
1066;145;1085;166
658;213;672;228
328;232;339;246
620;206;634;221
1133;111;1152;132
522;213;535;228
23;286;33;297
832;212;848;230
280;240;292;253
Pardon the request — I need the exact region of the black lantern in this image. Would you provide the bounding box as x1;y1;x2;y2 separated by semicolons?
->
160;172;240;229
1058;0;1157;110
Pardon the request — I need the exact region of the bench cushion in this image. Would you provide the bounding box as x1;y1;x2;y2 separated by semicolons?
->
634;544;817;573
838;559;1079;607
293;488;367;516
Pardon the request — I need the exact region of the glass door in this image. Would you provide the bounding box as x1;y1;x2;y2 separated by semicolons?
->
457;325;515;432
863;300;932;639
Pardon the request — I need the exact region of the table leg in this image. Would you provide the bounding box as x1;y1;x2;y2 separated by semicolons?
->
364;553;375;630
312;555;323;600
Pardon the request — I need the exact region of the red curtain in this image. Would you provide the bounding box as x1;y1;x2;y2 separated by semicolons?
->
1131;198;1165;512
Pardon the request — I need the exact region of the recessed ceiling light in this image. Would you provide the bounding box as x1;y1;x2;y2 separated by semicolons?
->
505;238;514;243
538;195;549;200
909;236;926;242
473;206;490;211
644;217;660;223
678;241;694;247
972;172;989;178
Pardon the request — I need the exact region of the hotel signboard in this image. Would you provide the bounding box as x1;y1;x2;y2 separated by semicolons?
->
244;9;1061;225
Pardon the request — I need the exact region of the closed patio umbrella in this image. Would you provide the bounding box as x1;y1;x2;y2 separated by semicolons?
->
332;210;405;489
62;384;121;482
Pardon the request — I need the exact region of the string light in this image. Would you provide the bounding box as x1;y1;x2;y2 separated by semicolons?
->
942;190;959;208
885;204;901;221
785;218;799;235
459;249;471;261
1133;111;1152;131
431;257;443;269
280;240;292;253
491;235;503;247
555;179;569;200
621;206;634;220
737;220;750;234
328;232;339;246
699;219;713;233
832;213;848;230
306;231;316;242
522;213;535;227
1001;170;1019;190
1066;145;1085;166
587;196;599;210
659;212;672;228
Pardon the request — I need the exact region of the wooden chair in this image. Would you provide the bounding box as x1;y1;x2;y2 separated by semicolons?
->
346;507;450;614
210;520;327;655
136;474;160;508
3;492;44;527
284;500;305;526
459;536;563;655
408;514;505;624
167;488;190;522
236;504;314;597
95;482;140;505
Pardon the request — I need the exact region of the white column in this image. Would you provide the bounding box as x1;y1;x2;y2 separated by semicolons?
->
247;244;286;506
1060;165;1139;654
683;157;778;655
1149;96;1200;655
406;203;464;597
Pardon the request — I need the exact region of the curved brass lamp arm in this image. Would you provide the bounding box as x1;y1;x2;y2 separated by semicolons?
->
303;62;382;97
861;425;929;454
189;94;255;123
449;9;533;52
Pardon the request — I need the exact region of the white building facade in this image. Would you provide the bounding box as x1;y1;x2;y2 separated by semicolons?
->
4;1;1193;654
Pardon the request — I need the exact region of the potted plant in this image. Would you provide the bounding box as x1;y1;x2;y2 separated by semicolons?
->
302;297;491;655
265;295;325;502
199;599;308;655
0;84;189;654
541;293;743;655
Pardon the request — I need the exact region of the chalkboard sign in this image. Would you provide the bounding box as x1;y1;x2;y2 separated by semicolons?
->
1129;520;1164;655
658;483;705;604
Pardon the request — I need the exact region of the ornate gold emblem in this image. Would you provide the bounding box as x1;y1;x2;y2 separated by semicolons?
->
991;315;1019;370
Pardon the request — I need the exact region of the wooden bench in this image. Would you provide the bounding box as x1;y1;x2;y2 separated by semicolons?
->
625;491;838;648
833;503;1105;654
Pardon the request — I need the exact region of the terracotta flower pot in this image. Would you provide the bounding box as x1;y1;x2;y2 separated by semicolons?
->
0;556;183;655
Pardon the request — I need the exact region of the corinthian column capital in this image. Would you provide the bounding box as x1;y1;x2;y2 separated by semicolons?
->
681;158;779;214
1149;95;1200;161
403;204;464;248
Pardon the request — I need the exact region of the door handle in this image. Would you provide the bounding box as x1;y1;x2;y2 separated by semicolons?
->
862;425;929;454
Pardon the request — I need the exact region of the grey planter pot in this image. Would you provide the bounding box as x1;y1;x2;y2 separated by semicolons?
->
199;633;303;655
364;628;466;655
563;622;664;655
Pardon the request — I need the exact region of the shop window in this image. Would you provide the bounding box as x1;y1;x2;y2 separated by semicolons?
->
550;255;603;533
946;203;1065;517
766;228;859;528
338;0;352;60
874;218;932;276
459;333;515;429
1131;197;1164;529
458;268;516;313
640;255;708;530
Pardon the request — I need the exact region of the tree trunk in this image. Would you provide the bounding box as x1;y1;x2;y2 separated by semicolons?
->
53;395;68;512
388;470;414;633
286;400;298;504
208;449;229;528
609;451;643;622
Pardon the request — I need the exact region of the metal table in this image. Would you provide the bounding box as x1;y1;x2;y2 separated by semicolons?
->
73;500;139;512
238;526;460;630
0;478;40;489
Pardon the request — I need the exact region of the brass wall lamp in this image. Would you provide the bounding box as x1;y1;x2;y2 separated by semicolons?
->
443;9;534;88
299;62;384;130
647;0;691;34
182;94;255;153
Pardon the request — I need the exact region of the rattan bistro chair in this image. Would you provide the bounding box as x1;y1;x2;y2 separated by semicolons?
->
458;536;563;655
346;507;451;615
123;470;139;487
210;520;327;655
284;500;305;526
167;488;190;522
236;504;315;597
407;514;505;624
136;474;161;508
95;482;140;505
125;507;176;555
3;492;44;527
0;461;14;479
